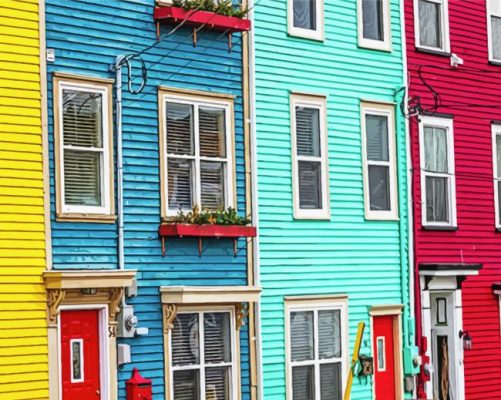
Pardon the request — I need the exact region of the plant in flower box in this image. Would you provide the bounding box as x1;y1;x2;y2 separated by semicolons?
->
171;0;249;19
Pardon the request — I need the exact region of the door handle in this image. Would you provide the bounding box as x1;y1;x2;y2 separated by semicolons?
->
96;389;100;396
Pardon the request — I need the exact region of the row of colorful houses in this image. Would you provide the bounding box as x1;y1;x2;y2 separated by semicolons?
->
1;0;501;399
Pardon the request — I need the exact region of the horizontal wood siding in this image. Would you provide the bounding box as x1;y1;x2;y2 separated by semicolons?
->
45;1;250;399
253;1;408;399
404;0;501;397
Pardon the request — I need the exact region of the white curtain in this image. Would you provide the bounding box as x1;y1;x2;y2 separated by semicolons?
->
419;0;441;48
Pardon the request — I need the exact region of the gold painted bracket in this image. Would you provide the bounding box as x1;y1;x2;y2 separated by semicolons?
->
109;287;124;322
163;304;178;333
47;289;66;325
236;302;249;330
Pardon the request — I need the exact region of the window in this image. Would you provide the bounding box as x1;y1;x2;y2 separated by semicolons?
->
361;102;398;220
290;94;329;219
492;125;501;228
54;75;114;220
159;89;235;217
488;0;501;62
358;0;391;50
414;0;449;52
286;298;347;400
288;0;324;40
419;116;456;227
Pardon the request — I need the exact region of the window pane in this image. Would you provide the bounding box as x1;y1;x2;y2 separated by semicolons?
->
62;90;103;148
166;102;194;156
200;161;225;210
199;107;226;158
377;338;385;370
426;176;449;223
320;363;342;400
168;158;193;210
292;365;314;400
424;127;448;173
290;311;314;362
492;16;501;60
368;165;391;211
362;0;383;41
64;150;101;206
498;181;501;225
496;135;501;177
172;313;199;366
204;312;232;364
419;0;441;48
293;0;316;30
298;161;322;210
205;367;231;400
318;310;341;359
366;114;389;162
174;370;200;400
296;106;321;157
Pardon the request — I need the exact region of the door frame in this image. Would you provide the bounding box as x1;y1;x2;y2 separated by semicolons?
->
57;304;110;400
369;305;404;400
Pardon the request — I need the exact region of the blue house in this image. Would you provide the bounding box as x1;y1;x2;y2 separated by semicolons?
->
42;1;259;399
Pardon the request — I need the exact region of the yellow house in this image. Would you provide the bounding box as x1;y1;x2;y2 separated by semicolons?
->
0;1;49;399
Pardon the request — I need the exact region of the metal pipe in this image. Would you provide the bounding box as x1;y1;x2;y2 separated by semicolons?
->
115;55;125;271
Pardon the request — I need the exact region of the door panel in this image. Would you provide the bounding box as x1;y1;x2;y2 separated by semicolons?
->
373;315;397;400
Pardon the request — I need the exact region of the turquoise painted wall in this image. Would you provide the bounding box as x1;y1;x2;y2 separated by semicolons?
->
253;1;410;399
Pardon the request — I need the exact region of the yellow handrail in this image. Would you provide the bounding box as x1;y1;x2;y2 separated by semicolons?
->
343;321;366;400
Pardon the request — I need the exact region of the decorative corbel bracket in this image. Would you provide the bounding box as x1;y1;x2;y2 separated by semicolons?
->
163;304;178;333
235;302;249;330
109;287;124;322
47;289;66;325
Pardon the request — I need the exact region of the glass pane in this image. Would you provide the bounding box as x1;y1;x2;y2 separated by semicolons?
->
166;102;194;156
320;363;342;400
204;312;232;364
64;150;101;206
368;165;390;211
426;176;449;223
377;338;385;370
424;127;448;173
62;90;103;148
436;297;447;324
492;16;501;60
172;313;199;366
362;0;383;41
200;161;225;210
205;367;231;400
366;114;389;162
296;106;321;157
292;365;314;400
71;340;83;381
174;370;200;400
199;107;226;158
298;161;322;210
419;0;441;48
168;158;193;210
496;135;501;177
290;311;314;362
318;310;341;359
498;181;501;225
293;0;316;30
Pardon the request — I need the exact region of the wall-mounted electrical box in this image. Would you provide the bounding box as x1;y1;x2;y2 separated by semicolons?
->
403;345;421;376
117;304;137;338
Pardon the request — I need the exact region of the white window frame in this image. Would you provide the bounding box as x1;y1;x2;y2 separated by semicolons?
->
288;0;324;41
357;0;392;51
419;116;456;228
413;0;450;53
361;102;398;220
290;94;330;220
487;0;501;63
492;124;501;229
285;297;348;400
159;91;235;218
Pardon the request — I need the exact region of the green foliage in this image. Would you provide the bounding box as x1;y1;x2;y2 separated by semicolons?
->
171;0;248;18
171;206;251;226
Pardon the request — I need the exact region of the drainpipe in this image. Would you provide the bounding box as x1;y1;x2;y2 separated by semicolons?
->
115;56;125;272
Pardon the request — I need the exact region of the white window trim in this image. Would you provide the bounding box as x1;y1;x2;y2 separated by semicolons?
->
361;102;399;220
287;0;324;41
492;125;501;229
487;0;501;63
284;297;348;400
70;338;85;383
419;116;457;228
357;0;392;51
413;0;450;53
290;94;330;220
160;92;235;217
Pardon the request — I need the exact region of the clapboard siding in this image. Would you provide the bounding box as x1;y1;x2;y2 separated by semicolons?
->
254;1;409;399
45;1;250;399
404;0;501;397
0;1;49;399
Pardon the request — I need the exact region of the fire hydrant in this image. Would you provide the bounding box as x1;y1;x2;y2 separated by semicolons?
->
126;368;152;400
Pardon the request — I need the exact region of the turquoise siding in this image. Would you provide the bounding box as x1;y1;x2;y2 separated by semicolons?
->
253;1;410;399
45;1;251;399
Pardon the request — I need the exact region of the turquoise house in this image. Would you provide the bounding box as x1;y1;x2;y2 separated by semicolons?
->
252;0;417;398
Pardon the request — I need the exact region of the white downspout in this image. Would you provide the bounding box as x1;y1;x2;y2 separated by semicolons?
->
115;56;125;271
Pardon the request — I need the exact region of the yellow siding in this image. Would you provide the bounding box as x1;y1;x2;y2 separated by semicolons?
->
0;1;48;399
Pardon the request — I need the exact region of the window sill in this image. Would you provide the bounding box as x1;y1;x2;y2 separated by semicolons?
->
422;225;457;231
287;30;325;42
357;42;392;53
415;46;451;58
495;227;501;232
56;213;117;224
489;59;501;66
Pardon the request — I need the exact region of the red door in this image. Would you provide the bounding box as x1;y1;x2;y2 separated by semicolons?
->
373;315;397;400
61;309;101;399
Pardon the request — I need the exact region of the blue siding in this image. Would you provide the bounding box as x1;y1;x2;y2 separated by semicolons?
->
46;1;250;399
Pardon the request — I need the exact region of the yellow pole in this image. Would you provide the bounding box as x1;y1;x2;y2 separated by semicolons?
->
343;322;366;400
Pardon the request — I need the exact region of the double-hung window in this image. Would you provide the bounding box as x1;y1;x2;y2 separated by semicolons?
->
492;125;501;228
54;75;114;220
288;0;324;40
291;94;329;219
415;0;450;52
361;102;398;220
419;116;456;227
286;298;347;400
358;0;391;50
487;0;501;62
160;89;234;217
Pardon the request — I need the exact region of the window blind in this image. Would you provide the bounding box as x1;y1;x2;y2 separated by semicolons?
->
291;311;314;362
419;0;442;48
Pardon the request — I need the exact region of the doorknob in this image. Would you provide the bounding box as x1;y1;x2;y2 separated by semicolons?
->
96;389;100;397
